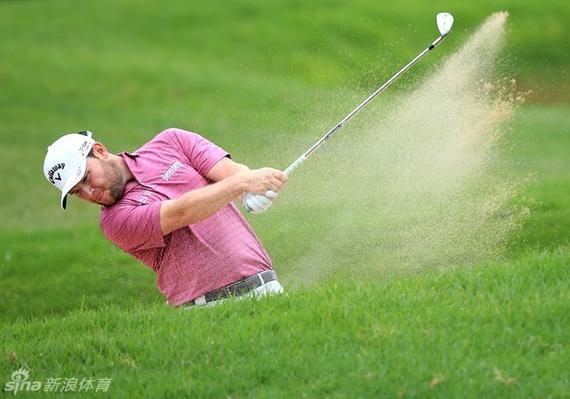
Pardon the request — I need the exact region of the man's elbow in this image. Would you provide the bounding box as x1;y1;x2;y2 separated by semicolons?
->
160;200;188;236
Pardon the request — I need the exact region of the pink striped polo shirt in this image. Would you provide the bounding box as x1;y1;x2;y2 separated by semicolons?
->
100;128;273;306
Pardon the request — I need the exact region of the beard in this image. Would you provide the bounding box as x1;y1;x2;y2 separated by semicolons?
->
102;159;126;205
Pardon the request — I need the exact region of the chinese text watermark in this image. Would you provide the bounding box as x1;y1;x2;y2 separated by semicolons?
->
4;368;112;395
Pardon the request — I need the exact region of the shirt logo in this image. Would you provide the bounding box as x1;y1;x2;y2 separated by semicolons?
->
48;163;65;184
138;190;151;205
161;161;183;181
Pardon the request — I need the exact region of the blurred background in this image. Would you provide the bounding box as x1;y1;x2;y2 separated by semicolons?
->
0;0;568;321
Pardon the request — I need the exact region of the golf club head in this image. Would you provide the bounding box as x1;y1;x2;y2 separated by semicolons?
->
436;12;454;36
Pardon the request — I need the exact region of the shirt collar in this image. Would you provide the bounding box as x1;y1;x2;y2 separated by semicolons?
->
119;152;141;196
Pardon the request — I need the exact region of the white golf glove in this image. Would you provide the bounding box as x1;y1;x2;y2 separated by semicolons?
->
242;190;278;214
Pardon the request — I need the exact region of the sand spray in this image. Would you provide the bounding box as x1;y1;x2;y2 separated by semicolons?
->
282;12;528;285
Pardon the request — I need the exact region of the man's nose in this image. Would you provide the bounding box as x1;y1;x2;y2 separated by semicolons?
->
79;183;94;197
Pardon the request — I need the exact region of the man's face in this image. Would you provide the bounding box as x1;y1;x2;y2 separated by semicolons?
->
69;154;125;207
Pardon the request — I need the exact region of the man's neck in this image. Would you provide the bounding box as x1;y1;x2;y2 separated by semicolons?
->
114;154;135;184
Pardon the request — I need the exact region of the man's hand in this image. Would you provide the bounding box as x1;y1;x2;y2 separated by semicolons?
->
239;168;288;194
207;160;288;214
242;191;278;214
239;168;287;214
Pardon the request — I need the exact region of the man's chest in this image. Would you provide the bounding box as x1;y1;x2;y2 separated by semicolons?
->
129;155;210;202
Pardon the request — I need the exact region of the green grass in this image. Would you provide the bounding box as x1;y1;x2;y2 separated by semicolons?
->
3;249;568;397
1;0;569;397
504;105;570;253
0;227;160;322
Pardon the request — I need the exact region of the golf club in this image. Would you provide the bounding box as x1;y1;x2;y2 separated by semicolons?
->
244;12;454;213
283;12;454;176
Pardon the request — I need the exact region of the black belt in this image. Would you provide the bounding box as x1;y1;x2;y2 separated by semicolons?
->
182;270;277;307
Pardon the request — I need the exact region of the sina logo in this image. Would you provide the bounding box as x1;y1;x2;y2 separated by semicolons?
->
48;163;65;184
4;368;42;395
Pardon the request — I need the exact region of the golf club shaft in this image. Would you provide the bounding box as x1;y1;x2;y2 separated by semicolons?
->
284;35;447;176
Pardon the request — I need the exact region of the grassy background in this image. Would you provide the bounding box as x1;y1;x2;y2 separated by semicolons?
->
1;0;569;397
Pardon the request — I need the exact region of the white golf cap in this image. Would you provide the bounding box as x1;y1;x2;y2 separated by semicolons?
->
43;131;95;210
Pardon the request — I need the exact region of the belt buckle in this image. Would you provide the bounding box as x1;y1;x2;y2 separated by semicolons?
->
193;295;207;306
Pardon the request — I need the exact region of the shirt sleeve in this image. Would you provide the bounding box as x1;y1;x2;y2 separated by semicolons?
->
167;128;230;177
100;201;165;253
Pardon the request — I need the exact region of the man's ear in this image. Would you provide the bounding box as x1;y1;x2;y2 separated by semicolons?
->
91;142;109;160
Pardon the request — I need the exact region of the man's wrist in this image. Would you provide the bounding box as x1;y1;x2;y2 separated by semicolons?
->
228;172;248;196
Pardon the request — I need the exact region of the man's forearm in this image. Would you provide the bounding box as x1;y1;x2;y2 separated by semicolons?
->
160;174;245;234
206;158;250;182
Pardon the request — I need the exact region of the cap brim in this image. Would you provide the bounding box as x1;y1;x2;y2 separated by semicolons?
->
59;160;87;210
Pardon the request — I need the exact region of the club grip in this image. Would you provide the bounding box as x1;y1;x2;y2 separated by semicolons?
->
284;156;306;176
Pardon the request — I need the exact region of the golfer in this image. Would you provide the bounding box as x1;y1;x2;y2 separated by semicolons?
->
43;129;288;307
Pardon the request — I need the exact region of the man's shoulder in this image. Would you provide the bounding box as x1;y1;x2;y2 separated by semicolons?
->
152;127;197;142
132;128;195;155
98;200;164;252
99;192;138;226
99;201;127;231
99;198;160;237
136;128;177;150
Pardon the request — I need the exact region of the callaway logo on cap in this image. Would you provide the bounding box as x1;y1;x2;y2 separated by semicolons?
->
43;131;95;210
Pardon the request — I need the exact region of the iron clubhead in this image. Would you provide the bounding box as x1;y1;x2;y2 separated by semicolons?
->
437;12;454;37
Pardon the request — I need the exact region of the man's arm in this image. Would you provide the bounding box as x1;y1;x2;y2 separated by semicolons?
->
159;160;287;235
159;173;244;235
205;157;250;182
